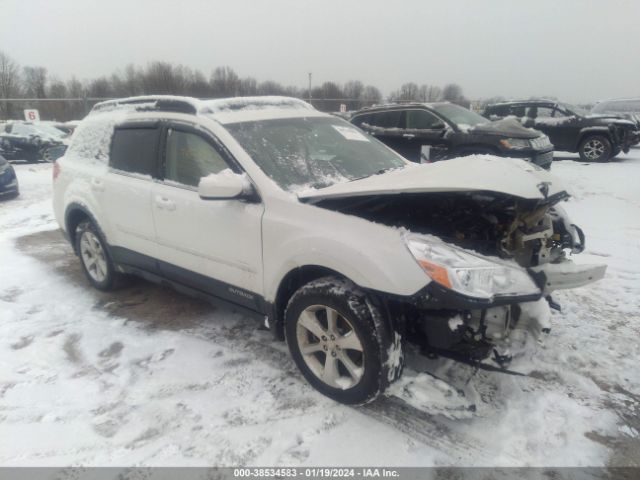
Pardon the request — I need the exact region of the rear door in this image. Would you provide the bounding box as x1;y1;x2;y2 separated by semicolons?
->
403;109;450;161
354;110;412;159
150;122;264;309
102;123;160;270
528;105;575;150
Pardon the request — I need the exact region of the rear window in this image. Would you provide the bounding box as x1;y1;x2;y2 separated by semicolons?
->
109;127;159;176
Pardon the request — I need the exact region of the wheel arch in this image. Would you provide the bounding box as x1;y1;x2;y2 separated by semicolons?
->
64;203;101;255
576;127;613;151
271;265;349;340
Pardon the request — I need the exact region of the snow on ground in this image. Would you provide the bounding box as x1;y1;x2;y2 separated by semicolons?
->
0;153;638;467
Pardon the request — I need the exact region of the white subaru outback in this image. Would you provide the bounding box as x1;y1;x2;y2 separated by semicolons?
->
53;96;606;404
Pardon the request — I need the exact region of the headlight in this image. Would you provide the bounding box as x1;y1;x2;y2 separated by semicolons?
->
499;138;531;150
404;234;540;300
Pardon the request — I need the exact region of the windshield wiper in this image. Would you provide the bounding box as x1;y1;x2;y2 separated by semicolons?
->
350;166;402;182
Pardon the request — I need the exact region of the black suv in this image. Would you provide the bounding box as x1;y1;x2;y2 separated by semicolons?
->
483;100;640;162
350;102;554;169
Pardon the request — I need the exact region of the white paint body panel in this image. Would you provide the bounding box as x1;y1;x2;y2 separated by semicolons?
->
299;156;566;202
52;98;573;306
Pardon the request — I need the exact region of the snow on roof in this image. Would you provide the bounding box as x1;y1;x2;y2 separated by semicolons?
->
201;96;314;114
91;95;202;115
88;95;320;123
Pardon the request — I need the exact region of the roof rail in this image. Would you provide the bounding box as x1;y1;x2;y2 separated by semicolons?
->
90;95;202;115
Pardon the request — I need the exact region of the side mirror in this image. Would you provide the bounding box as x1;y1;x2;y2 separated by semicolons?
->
432;121;446;130
198;170;248;200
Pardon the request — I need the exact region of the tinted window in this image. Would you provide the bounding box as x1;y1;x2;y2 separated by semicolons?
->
351;114;372;127
486;105;509;117
509;105;526;117
110;127;159;176
527;106;554;118
165;129;230;187
406;110;441;129
368;111;403;128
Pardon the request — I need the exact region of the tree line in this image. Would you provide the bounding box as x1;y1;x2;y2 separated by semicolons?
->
0;50;469;121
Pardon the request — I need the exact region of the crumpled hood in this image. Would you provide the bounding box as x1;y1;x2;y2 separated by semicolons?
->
299;156;567;203
469;117;541;139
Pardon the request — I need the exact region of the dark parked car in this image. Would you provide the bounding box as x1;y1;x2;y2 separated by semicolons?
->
591;98;640;129
350;102;554;169
483;100;640;162
0;121;69;163
0;154;19;199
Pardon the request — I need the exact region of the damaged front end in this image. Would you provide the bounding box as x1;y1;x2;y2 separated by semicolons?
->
312;188;606;370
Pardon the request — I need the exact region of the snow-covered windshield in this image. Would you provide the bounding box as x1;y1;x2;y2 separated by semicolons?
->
34;124;67;137
225;117;406;191
592;99;640;114
430;104;488;128
560;103;588;117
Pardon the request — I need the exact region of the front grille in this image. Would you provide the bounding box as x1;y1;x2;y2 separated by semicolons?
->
535;150;554;165
531;135;551;149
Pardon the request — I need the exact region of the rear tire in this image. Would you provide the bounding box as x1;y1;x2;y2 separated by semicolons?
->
285;276;403;405
578;135;611;162
75;220;122;291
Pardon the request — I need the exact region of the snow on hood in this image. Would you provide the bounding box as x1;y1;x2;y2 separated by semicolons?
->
470;117;541;139
298;156;567;202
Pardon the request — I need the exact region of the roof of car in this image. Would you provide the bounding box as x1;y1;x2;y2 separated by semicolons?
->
486;99;557;107
352;102;451;115
90;95;325;124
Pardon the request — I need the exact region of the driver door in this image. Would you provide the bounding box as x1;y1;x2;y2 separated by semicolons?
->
402;109;449;162
151;123;264;310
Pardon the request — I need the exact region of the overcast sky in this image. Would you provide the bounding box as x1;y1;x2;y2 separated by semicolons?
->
1;0;639;103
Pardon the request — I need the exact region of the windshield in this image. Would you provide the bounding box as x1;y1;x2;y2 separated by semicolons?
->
430;103;488;128
592;100;640;114
559;103;588;117
225;117;406;191
35;124;67;137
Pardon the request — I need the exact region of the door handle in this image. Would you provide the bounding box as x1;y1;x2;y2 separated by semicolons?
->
154;195;176;211
402;133;416;139
90;179;104;192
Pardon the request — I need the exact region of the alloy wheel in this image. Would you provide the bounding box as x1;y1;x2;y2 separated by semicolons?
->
296;305;365;390
583;139;606;160
80;231;108;283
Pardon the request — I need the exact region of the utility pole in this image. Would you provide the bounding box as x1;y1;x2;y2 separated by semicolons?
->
308;72;312;103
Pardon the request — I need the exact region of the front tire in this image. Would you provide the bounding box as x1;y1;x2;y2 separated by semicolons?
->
579;135;611;162
285;276;403;405
75;220;120;291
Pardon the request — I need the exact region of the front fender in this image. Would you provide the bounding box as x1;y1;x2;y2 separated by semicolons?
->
576;126;612;150
262;201;429;302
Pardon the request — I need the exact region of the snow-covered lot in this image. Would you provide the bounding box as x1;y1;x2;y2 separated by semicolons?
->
0;154;638;467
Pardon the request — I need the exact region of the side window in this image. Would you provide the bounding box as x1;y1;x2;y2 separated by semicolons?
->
351;114;371;127
110;127;159;176
527;106;554;118
164;129;230;187
368;111;403;129
509;105;526;117
406;110;442;129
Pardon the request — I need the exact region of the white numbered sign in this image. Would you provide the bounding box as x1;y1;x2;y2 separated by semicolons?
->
24;109;40;122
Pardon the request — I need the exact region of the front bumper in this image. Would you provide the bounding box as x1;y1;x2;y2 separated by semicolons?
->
392;258;605;366
0;167;19;196
504;147;554;170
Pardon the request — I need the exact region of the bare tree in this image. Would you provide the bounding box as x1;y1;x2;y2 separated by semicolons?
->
419;84;441;102
210;66;240;97
343;80;364;109
0;51;22;117
361;85;382;106
23;66;47;98
388;82;420;102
